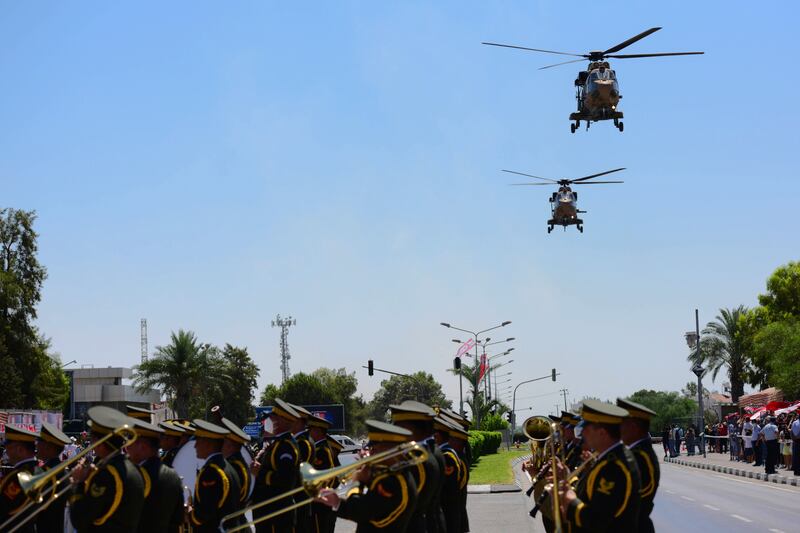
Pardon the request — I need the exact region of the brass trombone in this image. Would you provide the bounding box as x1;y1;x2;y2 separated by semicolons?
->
0;425;138;533
221;440;428;533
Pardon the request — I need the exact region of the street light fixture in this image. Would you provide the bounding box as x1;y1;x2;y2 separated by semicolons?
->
60;360;77;368
440;320;513;423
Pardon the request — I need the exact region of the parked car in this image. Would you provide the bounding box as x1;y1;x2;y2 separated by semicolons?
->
331;434;361;465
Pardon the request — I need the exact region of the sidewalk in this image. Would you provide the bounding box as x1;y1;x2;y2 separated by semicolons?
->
664;451;800;486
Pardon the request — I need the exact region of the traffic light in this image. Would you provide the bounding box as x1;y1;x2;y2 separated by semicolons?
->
453;357;461;370
551;368;557;382
505;412;512;423
368;360;374;376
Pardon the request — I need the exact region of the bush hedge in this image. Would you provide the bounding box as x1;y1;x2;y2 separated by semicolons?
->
468;430;502;461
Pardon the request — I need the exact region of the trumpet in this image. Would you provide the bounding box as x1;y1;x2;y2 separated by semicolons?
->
0;425;138;533
220;440;428;533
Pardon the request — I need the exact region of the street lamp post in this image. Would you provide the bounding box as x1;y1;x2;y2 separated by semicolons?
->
441;321;512;426
486;349;513;400
511;369;559;438
685;308;706;458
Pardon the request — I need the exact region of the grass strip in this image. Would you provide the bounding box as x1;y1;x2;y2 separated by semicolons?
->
468;449;529;485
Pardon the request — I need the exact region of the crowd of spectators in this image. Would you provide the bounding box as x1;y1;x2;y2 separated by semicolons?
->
661;411;800;477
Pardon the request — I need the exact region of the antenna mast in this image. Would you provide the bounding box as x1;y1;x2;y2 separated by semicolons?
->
140;319;148;363
271;314;296;384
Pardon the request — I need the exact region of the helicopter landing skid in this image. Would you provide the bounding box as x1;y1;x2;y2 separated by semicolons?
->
569;111;624;133
547;219;584;234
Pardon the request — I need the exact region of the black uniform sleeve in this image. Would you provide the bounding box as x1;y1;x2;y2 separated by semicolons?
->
0;468;27;520
261;439;298;491
166;468;187;532
69;465;125;530
337;472;412;528
440;451;462;503
566;458;635;532
190;463;231;527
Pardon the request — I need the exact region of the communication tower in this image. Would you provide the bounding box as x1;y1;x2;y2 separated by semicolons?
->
271;314;296;384
140;319;148;363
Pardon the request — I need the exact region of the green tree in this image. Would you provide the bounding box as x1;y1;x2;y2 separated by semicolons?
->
626;390;698;433
0;208;68;409
479;413;509;431
368;372;452;421
213;344;260;426
689;306;751;403
752;319;800;399
758;261;800;319
259;368;368;436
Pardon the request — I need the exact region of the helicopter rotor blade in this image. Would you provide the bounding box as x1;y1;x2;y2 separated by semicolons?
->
570;167;626;182
501;169;560;183
570;181;624;185
603;27;661;54
538;58;588;70
606;52;704;59
481;42;585;57
509;183;555;186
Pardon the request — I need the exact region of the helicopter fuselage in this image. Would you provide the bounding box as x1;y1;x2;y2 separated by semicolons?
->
548;186;583;232
570;62;624;132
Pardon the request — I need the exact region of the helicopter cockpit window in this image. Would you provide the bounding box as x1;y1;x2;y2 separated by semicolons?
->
558;191;572;202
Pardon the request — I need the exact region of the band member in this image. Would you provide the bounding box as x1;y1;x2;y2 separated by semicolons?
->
127;419;185;533
69;406;145;532
187;419;241;532
172;420;195;448
35;422;71;532
441;416;470;533
250;398;300;533
289;403;315;532
617;398;660;533
127;405;155;423
390;400;445;533
433;416;462;533
158;421;187;468
560;399;641;533
308;414;339;533
220;417;253;523
560;412;582;471
315;420;418;532
0;425;40;533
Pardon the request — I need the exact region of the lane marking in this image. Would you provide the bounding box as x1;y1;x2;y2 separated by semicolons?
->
664;489;675;494
703;504;719;511
768;529;786;533
730;514;752;523
680;496;695;501
709;474;799;494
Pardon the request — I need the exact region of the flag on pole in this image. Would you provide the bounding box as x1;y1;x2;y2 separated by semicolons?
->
456;338;475;358
478;354;487;384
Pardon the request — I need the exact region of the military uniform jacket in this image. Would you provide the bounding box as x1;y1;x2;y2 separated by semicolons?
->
189;453;241;533
455;448;469;533
406;438;441;533
0;458;39;533
251;432;299;532
136;455;185;533
37;456;67;533
629;438;659;533
565;441;582;471
295;431;315;532
439;444;462;533
312;439;340;533
337;468;418;533
424;439;446;533
227;450;252;509
565;442;641;533
69;453;145;533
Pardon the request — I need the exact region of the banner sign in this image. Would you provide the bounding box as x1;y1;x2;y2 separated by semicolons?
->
478;354;487;384
254;404;346;432
456;339;475;358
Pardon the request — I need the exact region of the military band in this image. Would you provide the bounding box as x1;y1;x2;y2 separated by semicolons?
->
0;393;661;532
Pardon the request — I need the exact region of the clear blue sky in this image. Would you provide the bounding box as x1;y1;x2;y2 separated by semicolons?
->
3;2;797;414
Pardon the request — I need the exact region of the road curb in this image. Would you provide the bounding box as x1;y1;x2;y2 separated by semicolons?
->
664;457;800;487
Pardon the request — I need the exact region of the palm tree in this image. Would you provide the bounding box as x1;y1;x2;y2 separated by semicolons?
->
688;306;751;403
134;330;205;418
449;359;505;428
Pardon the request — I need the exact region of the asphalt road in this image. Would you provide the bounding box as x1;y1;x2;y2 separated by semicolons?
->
653;461;800;533
335;459;800;532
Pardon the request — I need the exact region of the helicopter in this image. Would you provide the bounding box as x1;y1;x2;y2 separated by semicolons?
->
505;168;625;233
483;28;703;133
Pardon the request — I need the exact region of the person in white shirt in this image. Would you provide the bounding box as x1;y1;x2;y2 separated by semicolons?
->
742;419;754;462
761;416;779;474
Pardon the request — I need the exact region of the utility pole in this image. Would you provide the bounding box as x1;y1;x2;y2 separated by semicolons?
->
140;319;148;363
560;388;569;411
272;314;296;384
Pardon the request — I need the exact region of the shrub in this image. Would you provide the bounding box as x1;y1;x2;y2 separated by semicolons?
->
468;430;502;461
